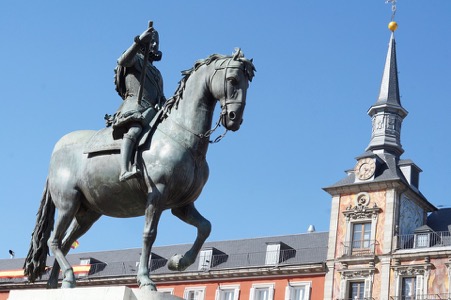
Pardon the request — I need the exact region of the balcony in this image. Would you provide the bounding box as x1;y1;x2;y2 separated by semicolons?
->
390;293;451;299
341;240;377;257
336;298;374;300
396;231;451;250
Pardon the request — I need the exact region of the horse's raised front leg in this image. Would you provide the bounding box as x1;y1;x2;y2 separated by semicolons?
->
137;191;162;290
47;209;101;289
168;203;211;271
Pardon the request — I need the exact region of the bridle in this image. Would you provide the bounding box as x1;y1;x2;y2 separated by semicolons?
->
167;57;245;144
206;57;246;143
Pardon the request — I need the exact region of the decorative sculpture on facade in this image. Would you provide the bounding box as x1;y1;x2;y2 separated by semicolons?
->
23;22;255;290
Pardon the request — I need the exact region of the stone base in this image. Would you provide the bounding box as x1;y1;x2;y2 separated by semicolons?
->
8;286;183;300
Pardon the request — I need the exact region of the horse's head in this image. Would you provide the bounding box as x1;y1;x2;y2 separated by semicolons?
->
211;49;256;132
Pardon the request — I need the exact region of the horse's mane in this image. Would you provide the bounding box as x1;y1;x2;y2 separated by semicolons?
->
162;49;255;115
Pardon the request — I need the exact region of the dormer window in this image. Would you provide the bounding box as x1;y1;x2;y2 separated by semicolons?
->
198;247;227;271
198;248;213;271
265;242;295;265
413;225;433;248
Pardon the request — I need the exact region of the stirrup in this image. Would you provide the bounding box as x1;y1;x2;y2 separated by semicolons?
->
119;166;141;182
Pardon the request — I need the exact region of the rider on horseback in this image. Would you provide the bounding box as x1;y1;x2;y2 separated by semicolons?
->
109;23;165;182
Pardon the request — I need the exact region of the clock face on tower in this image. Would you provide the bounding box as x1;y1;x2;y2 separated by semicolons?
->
354;157;376;180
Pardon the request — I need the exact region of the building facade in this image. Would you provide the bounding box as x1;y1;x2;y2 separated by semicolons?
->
0;232;327;300
322;29;451;300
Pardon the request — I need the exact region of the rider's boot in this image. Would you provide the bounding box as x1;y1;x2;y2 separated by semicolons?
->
119;134;141;182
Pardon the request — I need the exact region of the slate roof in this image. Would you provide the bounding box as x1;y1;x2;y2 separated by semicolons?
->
323;153;436;212
0;232;328;284
427;208;451;232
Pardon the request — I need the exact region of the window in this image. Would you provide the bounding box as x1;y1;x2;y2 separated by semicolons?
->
216;285;239;300
348;281;365;300
198;249;213;271
265;242;295;265
401;277;416;300
414;233;430;248
184;287;205;300
265;243;281;265
285;282;311;300
352;223;371;252
250;284;275;300
158;288;174;295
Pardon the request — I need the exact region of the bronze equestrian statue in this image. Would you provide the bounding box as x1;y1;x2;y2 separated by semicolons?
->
23;22;255;291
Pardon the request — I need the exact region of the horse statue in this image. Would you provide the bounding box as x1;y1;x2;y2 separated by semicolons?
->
24;48;255;290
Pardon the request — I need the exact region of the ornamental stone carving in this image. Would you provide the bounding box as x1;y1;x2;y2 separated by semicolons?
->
343;193;381;221
393;264;432;277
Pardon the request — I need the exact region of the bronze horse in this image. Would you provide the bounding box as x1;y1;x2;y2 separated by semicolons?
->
24;49;255;290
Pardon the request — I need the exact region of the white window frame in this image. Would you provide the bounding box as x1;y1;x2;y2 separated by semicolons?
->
184;286;206;300
158;287;174;295
284;281;311;300
215;284;240;300
198;249;213;271
394;274;426;299
345;218;377;256
414;233;430;248
250;283;275;300
342;193;380;256
265;243;281;265
339;270;374;299
347;280;365;300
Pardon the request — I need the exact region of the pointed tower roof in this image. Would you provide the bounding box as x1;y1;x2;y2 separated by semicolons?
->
366;31;408;157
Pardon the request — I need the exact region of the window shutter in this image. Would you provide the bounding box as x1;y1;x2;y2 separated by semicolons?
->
268;286;275;300
198;249;213;271
249;288;255;300
215;289;220;300
233;288;240;300
364;277;372;298
265;244;281;265
284;286;291;300
416;275;424;298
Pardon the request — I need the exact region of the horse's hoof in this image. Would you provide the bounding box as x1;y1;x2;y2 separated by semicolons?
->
61;280;76;288
168;254;187;271
140;282;157;291
46;281;58;289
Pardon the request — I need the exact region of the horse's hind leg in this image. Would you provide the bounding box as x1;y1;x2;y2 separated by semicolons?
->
47;208;101;288
168;203;211;271
47;191;81;288
137;197;162;290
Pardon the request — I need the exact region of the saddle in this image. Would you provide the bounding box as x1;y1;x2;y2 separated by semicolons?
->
83;110;163;155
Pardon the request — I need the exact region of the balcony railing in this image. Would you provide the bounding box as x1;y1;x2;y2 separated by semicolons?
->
341;240;376;257
390;293;451;299
396;231;451;250
336;298;375;300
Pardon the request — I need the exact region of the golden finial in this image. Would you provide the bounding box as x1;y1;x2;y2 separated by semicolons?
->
386;0;398;31
388;21;398;32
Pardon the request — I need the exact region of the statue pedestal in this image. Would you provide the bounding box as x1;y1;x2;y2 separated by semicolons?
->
8;286;183;300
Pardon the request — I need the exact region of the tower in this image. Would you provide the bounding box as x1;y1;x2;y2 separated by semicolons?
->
322;19;442;300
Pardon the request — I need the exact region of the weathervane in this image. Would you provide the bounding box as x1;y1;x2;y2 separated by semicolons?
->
386;0;398;32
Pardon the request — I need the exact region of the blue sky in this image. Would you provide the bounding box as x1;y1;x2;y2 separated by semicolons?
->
1;1;450;259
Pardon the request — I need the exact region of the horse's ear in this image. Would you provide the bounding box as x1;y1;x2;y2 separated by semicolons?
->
232;48;242;60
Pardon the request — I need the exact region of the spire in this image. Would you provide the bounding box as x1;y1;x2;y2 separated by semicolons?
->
366;29;408;157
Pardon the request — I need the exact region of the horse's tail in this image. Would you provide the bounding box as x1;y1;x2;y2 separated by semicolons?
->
23;178;55;282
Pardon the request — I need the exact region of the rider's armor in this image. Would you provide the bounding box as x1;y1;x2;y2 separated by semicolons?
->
111;28;165;182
